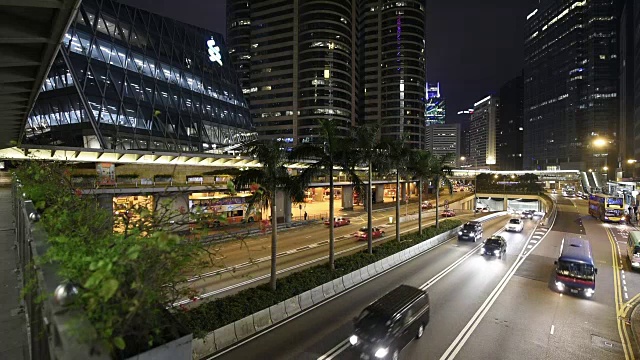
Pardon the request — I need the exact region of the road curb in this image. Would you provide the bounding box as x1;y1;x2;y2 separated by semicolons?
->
627;299;640;358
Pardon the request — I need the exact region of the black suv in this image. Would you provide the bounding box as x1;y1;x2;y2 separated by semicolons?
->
351;285;430;359
458;221;483;242
481;236;507;258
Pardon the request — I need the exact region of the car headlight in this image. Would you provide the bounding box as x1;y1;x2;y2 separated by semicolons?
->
480;248;485;254
458;231;462;235
555;281;564;291
584;288;594;297
493;250;500;255
349;335;358;345
374;347;389;358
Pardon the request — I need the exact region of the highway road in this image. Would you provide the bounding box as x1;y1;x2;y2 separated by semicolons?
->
198;193;640;360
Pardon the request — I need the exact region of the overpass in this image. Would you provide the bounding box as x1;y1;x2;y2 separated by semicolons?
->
0;0;80;148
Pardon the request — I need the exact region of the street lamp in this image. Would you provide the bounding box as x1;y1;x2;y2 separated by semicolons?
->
592;138;607;148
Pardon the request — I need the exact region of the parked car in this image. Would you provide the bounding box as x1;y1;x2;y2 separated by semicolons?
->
324;217;350;227
350;284;430;360
355;227;385;240
481;236;507;258
441;209;456;217
421;201;433;210
505;218;524;232
521;210;535;219
458;221;483;242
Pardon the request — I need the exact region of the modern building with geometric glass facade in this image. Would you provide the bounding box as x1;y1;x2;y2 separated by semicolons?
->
524;0;619;172
25;0;254;153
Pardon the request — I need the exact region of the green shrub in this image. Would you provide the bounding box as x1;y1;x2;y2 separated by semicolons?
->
180;219;462;336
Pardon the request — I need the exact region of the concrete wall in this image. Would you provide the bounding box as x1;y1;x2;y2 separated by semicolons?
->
341;186;353;210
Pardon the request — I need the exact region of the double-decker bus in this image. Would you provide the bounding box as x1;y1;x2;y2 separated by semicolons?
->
588;194;624;222
189;193;261;228
553;238;597;298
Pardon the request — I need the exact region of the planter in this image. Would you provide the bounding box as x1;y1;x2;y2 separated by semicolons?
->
126;334;192;360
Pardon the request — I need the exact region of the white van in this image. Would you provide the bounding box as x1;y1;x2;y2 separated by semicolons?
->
476;203;489;213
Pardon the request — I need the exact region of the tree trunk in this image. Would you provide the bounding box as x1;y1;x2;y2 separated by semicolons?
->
329;167;335;270
435;176;440;229
418;178;423;235
395;171;400;242
367;160;373;254
270;196;278;290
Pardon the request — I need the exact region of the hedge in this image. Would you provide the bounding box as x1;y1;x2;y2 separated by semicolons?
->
179;219;462;337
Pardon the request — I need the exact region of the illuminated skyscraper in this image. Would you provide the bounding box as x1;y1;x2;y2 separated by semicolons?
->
524;0;619;171
470;95;499;169
425;82;445;126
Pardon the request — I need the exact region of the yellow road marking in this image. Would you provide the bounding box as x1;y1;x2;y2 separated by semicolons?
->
607;228;634;360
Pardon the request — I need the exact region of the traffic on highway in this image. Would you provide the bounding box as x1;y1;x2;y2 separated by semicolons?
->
199;192;640;360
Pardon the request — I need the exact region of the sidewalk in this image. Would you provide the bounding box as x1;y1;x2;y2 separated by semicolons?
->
0;187;28;360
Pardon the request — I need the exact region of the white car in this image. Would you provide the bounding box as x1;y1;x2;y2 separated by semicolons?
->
505;218;524;232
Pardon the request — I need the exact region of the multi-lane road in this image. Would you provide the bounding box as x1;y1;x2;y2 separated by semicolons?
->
199;193;640;360
185;196;478;301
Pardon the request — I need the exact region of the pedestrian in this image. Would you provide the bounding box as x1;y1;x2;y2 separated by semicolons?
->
304;211;308;220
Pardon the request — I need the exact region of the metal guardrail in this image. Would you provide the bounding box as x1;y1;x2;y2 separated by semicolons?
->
13;181;110;360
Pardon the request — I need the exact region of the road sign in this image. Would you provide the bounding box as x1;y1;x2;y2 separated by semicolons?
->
444;199;449;209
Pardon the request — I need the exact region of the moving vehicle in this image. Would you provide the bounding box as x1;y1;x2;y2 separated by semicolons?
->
505;218;524;232
458;221;483;242
588;194;624;222
350;284;430;359
421;201;433;210
441;209;456;217
551;189;557;194
324;217;350;227
627;231;640;269
553;238;597;298
475;203;489;213
520;210;534;219
188;194;261;228
481;236;507;258
355;227;385;240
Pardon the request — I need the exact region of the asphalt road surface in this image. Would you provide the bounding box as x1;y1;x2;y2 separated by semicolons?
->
199;193;638;360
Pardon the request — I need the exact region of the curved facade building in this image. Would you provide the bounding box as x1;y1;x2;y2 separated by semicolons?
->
360;0;426;149
297;0;356;142
25;0;253;152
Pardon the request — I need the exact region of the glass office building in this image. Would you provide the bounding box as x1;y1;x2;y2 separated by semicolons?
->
25;0;254;152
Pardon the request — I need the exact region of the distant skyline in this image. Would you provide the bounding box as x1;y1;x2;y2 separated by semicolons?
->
120;0;537;125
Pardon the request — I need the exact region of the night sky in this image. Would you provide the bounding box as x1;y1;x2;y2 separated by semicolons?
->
120;0;537;124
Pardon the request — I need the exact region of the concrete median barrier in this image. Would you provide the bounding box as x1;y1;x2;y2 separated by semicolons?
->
322;281;336;297
342;273;355;289
284;296;302;316
214;323;237;350
374;260;384;273
298;290;314;310
332;277;346;293
354;268;364;282
234;315;256;341
192;332;216;359
269;302;287;324
253;308;272;331
366;263;377;278
310;285;325;304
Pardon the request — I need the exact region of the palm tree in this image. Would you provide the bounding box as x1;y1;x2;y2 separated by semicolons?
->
379;138;411;242
353;124;382;254
289;120;360;270
207;139;306;290
407;150;435;235
428;153;455;229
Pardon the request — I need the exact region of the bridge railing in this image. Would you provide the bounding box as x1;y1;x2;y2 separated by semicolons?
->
13;181;111;360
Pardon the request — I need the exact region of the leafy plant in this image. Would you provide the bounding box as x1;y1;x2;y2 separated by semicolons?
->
15;161;220;357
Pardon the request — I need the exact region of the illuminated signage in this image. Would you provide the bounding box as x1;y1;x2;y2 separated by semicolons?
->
207;39;223;66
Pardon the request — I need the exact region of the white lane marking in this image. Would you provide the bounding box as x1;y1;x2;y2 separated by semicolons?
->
439;213;556;360
531;240;538;244
317;339;349;360
625;292;629;299
527;245;533;249
317;219;509;360
623;280;626;285
550;325;555;335
624;286;628;292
